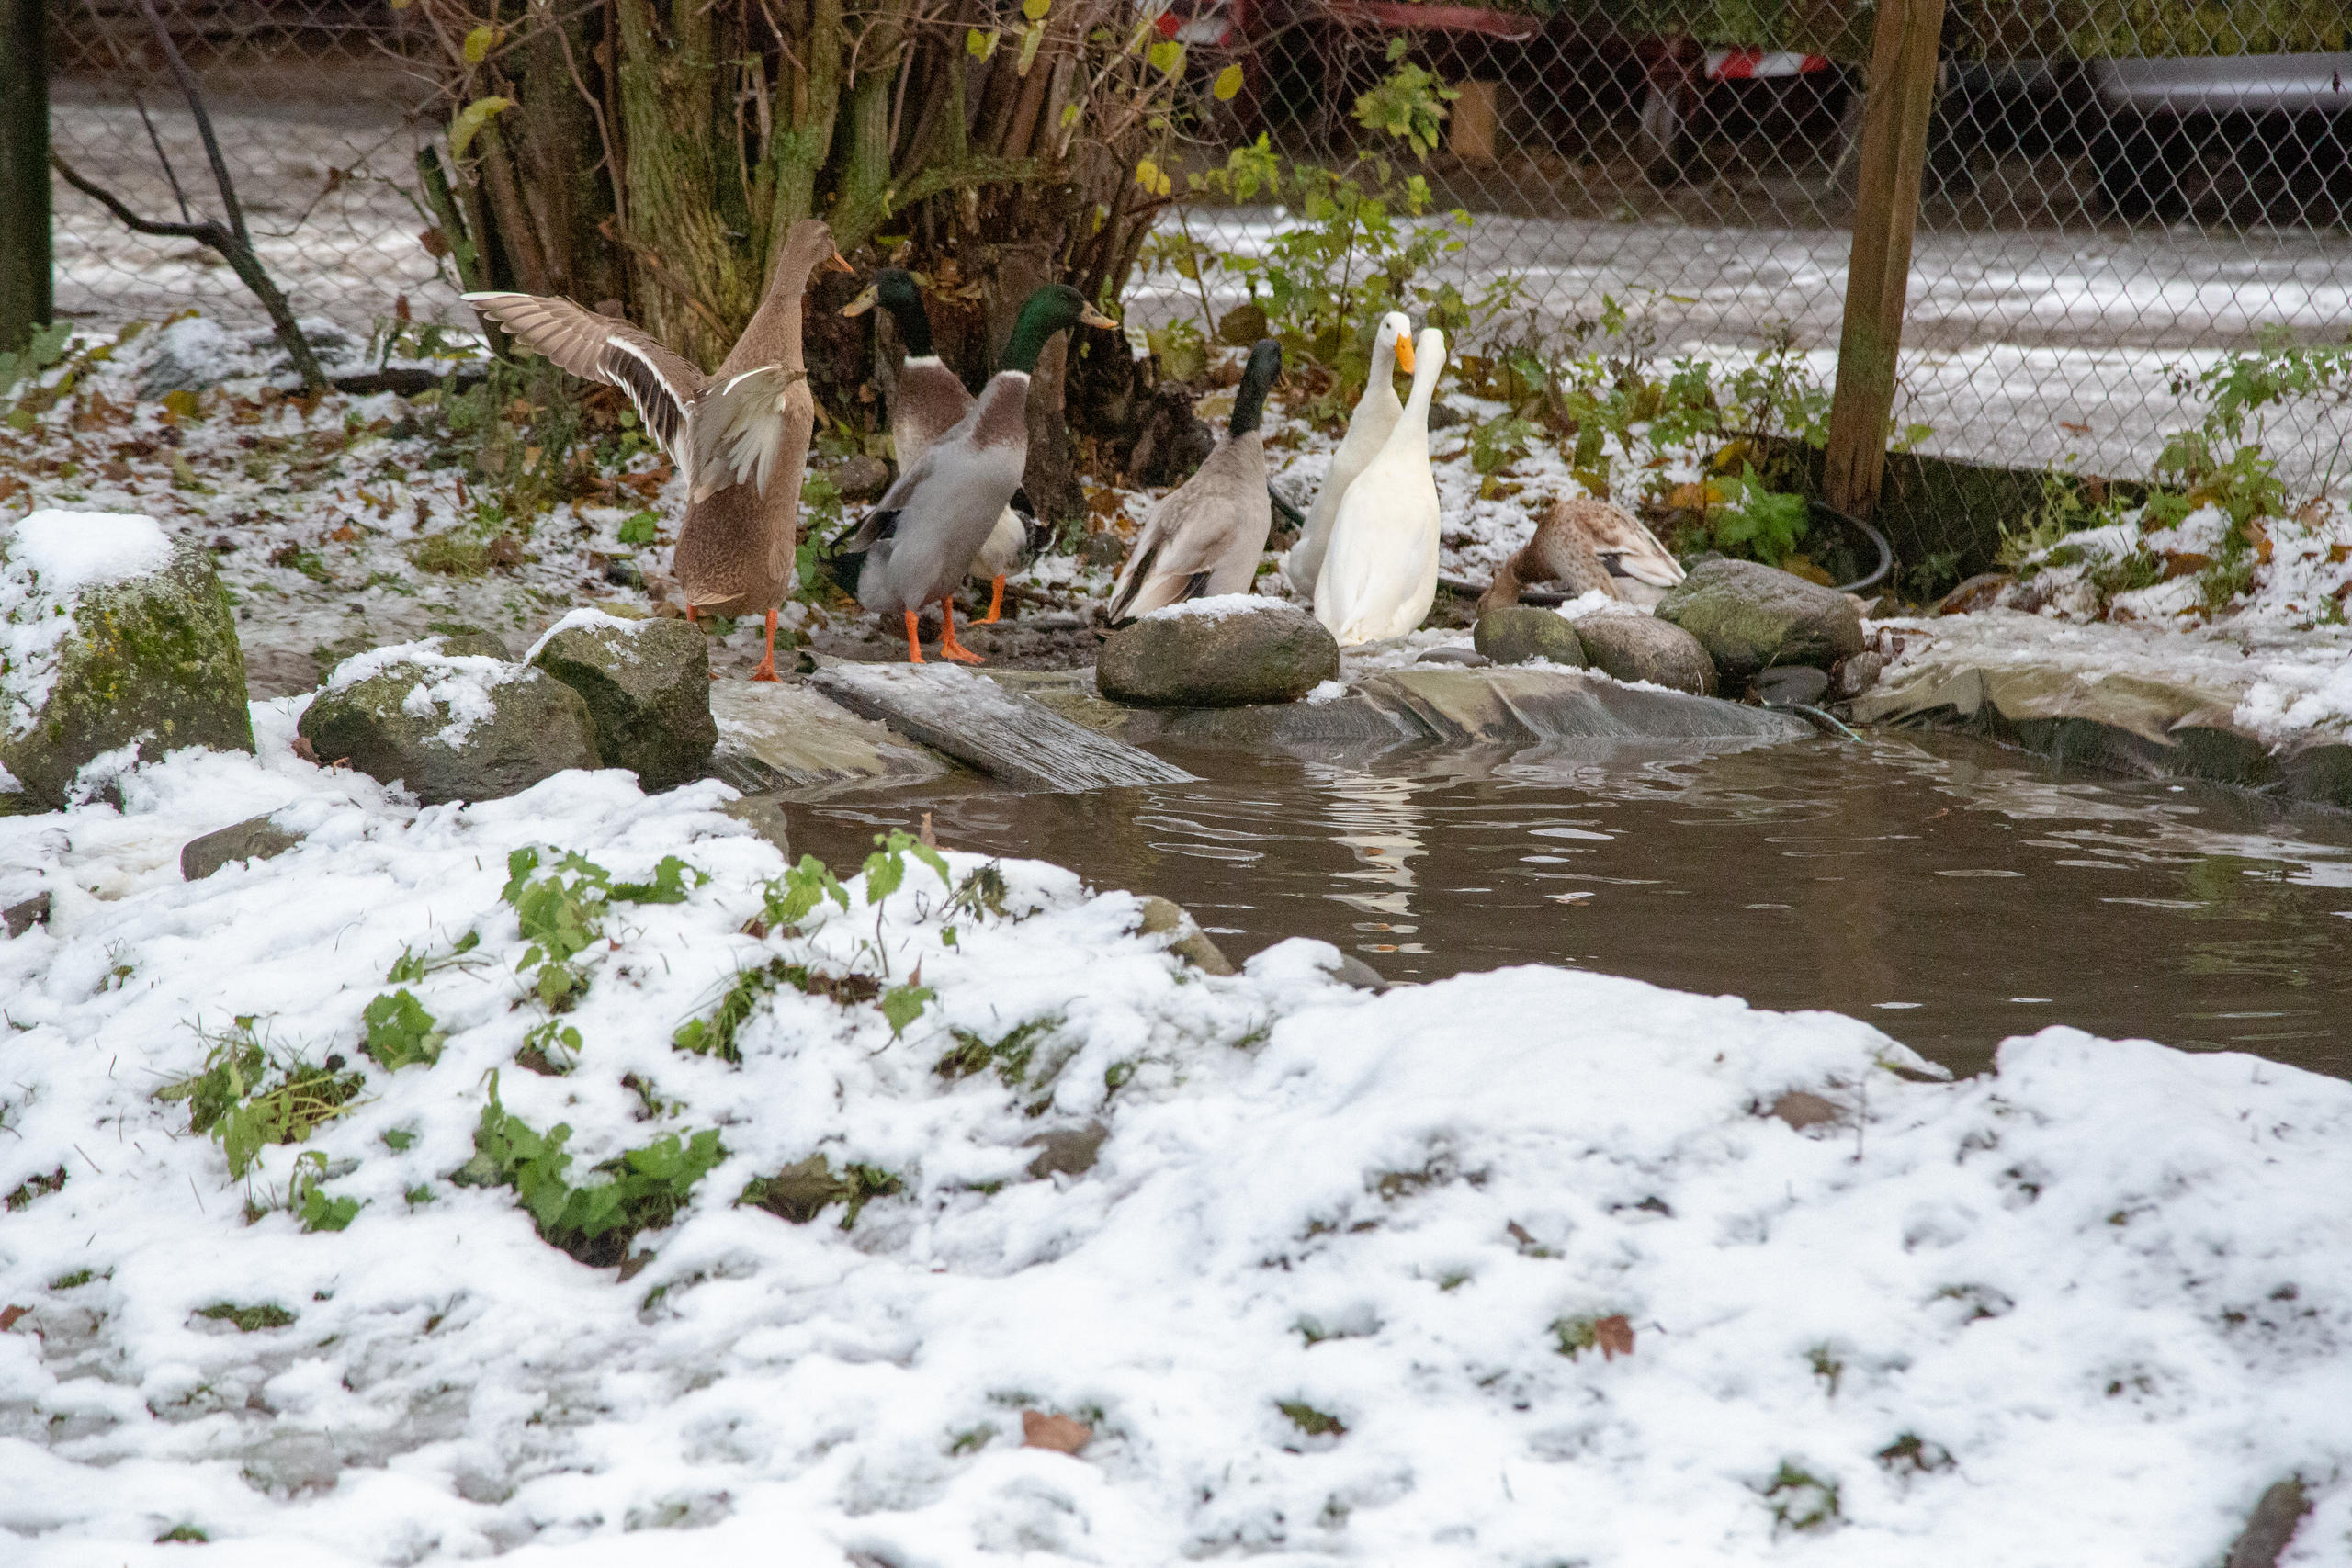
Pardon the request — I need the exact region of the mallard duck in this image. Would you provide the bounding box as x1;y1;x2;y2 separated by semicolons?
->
1283;311;1413;596
1476;495;1686;615
464;220;853;682
840;267;1027;623
1105;339;1284;626
846;284;1116;663
1313;327;1447;646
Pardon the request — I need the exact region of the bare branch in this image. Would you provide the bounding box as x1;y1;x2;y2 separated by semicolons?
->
131;0;252;254
51;154;215;241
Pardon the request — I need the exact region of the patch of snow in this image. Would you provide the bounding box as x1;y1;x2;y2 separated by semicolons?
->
1147;593;1294;624
324;639;520;750
1;735;2350;1561
521;606;655;665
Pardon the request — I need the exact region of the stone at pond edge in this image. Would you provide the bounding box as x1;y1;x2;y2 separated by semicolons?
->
718;793;791;856
1753;664;1831;708
1473;605;1588;669
2225;1479;2309;1568
1570;613;1716;695
1326;953;1389;991
299;655;600;806
1098;600;1339;709
1655;558;1864;682
831;454;892;502
1136;895;1236;976
4;891;50;938
1;539;255;808
1417;646;1492;668
530;615;717;793
182;815;306;882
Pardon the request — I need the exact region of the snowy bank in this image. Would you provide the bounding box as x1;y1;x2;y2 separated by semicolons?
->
3;718;2349;1564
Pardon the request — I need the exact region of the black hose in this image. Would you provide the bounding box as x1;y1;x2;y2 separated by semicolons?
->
1268;483;1307;533
1814;499;1893;595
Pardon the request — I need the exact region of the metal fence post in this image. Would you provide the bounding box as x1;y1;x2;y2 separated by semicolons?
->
1822;0;1947;522
1;0;53;353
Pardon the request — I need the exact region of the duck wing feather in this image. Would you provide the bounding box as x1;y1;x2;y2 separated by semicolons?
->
462;291;703;467
687;364;812;502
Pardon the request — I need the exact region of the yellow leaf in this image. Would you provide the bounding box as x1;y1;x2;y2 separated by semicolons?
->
1060;103;1080;128
462;24;499;63
388;0;412;9
1134;159;1171;197
1213;63;1244;102
161;389;201;421
448;96;513;159
1148;39;1184;76
1022;0;1049;17
967;27;998;59
1016;19;1044;75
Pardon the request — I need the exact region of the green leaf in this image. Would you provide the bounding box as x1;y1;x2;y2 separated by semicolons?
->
449;96;513;160
881;984;934;1038
363;989;445;1070
1213;63;1245;102
1148;39;1184;75
1022;0;1050;17
967;27;998;59
1017;19;1045;74
616;510;659;546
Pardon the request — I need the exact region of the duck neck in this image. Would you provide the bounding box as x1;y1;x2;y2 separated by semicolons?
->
1229;350;1278;439
1397;335;1442;435
886;288;937;360
1477;554;1524;616
1001;296;1072;376
729;255;818;377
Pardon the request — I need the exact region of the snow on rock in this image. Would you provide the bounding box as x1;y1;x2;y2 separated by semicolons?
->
2;511;178;738
1146;593;1289;623
2;731;2349;1563
326;640;518;750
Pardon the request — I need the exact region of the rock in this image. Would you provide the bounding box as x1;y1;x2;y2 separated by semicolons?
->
1933;571;2013;615
1753;664;1831;707
298;643;600;805
527;612;716;793
1426;399;1467;431
1;513;255;808
705;682;954;795
1080;529;1126;567
1833;650;1884;699
1136;895;1235;976
2226;1479;2309;1568
1416;646;1492;668
4;890;50;937
1100;598;1340;708
181;815;305;881
1327;953;1389;991
1770;1090;1841;1131
1473;605;1588;668
718;793;792;856
434;631;511;660
831;454;892;502
811;661;1192;792
1655;558;1866;682
1024;1122;1110;1179
1570;613;1717;695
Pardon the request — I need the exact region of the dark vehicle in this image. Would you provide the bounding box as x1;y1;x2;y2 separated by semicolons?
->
2086;51;2351;222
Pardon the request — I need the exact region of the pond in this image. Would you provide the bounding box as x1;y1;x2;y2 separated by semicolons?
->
786;728;2352;1083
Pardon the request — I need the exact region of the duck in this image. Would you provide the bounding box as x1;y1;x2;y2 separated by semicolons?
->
1283;311;1413;596
463;219;853;682
845;283;1116;663
1476;494;1686;615
1105;339;1284;626
1313;326;1447;646
840;267;1028;624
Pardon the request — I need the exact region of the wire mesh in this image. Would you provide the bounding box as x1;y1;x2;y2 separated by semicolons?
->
40;0;2352;541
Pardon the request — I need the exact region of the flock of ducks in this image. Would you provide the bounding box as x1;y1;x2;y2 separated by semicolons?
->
466;218;1682;678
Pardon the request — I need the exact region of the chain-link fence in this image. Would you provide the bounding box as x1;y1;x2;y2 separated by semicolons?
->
40;0;2352;568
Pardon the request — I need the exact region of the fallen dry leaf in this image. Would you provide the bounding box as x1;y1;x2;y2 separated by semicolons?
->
1594;1314;1635;1360
1770;1090;1841;1131
289;736;319;765
0;1305;29;1332
1021;1410;1092;1455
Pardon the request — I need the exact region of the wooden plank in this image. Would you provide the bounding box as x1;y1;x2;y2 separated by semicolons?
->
1450;80;1499;162
808;661;1196;793
1822;0;1947;521
0;0;51;353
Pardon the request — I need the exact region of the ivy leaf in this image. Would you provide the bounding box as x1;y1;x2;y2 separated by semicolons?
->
1213;63;1244;102
880;984;933;1038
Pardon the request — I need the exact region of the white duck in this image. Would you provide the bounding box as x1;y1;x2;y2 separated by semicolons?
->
1313;326;1446;646
1283;311;1413;595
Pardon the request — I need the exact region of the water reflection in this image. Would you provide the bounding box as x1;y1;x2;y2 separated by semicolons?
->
785;729;2352;1084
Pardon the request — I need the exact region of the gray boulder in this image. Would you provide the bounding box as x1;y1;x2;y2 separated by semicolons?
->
1571;613;1716;695
1754;664;1831;706
1136;895;1236;975
182;814;305;881
299;644;600;805
529;614;716;792
1098;598;1339;708
2;515;254;808
1472;605;1588;668
1654;558;1864;682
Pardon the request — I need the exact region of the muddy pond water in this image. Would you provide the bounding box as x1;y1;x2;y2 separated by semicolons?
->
783;728;2352;1083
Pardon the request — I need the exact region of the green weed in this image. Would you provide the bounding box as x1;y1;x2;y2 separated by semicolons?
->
362;989;445;1070
157;1020;365;1180
196;1302;296;1333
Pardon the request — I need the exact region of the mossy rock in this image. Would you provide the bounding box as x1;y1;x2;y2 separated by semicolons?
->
299;649;599;805
1098;599;1339;708
1472;604;1588;668
1570;612;1716;695
1654;558;1863;683
529;615;716;793
1;536;254;808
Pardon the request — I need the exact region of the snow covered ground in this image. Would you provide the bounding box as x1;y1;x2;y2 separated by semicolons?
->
5;712;2351;1564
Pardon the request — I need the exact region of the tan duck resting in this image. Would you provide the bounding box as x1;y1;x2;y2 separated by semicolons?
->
842;284;1115;663
840;267;1028;625
463;219;853;682
1476;494;1687;616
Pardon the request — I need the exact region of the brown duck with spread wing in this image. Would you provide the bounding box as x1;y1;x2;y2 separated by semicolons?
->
464;219;853;681
1477;495;1687;615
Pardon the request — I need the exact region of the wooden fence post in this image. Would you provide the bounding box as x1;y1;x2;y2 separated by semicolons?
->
1822;0;1946;521
0;0;53;353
